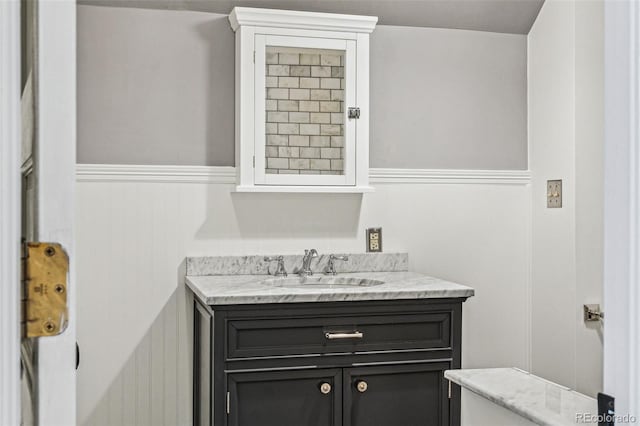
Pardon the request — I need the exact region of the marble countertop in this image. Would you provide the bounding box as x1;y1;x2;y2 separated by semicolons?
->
444;368;598;426
186;271;474;305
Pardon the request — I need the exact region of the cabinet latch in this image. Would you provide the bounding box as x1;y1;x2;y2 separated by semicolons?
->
21;242;69;338
348;107;360;119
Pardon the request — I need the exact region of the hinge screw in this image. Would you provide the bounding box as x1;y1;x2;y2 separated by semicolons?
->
44;321;56;333
54;284;65;294
44;246;56;257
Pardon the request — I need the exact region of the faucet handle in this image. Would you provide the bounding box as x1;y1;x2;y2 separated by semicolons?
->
324;254;349;275
264;256;287;277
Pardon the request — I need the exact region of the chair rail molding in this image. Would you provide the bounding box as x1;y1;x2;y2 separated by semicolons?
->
76;164;531;185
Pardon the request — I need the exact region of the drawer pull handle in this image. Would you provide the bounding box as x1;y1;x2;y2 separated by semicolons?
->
319;382;332;394
325;331;363;340
356;380;368;393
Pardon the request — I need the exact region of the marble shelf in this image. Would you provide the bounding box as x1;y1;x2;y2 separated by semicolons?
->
445;368;598;426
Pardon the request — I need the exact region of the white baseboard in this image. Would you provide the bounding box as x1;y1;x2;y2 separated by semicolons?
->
76;164;531;185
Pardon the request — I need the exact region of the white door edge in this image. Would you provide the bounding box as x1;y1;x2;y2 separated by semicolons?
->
603;0;640;417
35;2;77;424
0;1;22;424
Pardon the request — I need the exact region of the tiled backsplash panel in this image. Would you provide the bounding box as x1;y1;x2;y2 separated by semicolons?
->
265;46;345;175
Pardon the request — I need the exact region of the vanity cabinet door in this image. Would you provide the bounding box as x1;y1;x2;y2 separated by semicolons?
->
343;363;450;426
227;368;342;426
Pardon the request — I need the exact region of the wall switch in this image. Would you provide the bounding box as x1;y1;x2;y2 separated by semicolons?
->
547;180;562;208
366;228;382;252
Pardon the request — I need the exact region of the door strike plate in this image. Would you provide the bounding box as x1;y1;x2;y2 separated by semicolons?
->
22;242;69;338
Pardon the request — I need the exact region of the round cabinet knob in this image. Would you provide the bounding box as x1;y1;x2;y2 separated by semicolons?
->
320;382;332;394
356;380;368;393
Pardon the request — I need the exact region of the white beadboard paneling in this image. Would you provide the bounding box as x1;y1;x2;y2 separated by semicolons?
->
163;291;178;425
77;164;531;185
76;177;531;426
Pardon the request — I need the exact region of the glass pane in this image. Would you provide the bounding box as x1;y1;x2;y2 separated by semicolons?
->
265;46;345;176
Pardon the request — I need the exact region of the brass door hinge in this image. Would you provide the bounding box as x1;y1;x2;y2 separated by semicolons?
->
21;242;69;338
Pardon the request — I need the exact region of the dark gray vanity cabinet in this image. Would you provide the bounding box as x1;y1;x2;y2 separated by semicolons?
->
193;298;466;426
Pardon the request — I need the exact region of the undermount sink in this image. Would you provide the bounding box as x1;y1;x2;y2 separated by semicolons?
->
262;276;385;289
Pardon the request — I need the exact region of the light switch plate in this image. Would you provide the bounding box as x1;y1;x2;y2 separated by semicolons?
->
366;228;382;252
547;180;562;208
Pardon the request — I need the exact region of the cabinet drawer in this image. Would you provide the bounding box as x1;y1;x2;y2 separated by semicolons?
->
227;312;451;359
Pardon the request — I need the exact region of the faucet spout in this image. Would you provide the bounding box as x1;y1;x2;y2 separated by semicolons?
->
299;249;318;276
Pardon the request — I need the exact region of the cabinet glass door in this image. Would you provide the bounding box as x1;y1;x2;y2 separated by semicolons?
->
255;35;356;186
343;363;451;426
228;368;342;426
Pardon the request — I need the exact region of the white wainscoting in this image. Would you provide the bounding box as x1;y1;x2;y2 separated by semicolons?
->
76;164;531;426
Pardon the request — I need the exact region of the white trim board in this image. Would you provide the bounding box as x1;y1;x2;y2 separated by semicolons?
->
35;2;78;424
370;168;530;185
0;1;22;424
76;164;237;184
603;0;640;416
76;164;531;185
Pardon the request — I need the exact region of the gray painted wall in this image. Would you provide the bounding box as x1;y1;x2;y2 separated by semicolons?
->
370;26;527;169
78;0;545;35
78;7;235;166
78;5;528;170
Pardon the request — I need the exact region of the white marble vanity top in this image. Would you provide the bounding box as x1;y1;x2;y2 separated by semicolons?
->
444;368;598;426
186;271;474;305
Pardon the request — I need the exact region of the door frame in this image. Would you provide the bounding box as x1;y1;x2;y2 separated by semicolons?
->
0;1;77;424
0;1;23;424
603;0;640;418
34;2;77;424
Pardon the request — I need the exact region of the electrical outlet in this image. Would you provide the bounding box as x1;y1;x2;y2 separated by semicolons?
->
547;180;562;208
366;228;382;252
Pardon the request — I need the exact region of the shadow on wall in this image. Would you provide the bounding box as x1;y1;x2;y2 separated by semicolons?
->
195;186;364;239
82;261;194;426
195;14;235;167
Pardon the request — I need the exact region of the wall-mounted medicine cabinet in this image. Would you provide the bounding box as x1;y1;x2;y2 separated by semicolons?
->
229;7;377;193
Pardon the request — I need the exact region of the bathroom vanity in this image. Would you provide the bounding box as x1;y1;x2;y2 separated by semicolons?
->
186;254;474;426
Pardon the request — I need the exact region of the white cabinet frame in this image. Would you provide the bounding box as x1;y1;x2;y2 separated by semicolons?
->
229;7;377;193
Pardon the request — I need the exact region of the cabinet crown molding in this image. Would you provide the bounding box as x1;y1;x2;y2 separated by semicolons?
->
228;7;378;33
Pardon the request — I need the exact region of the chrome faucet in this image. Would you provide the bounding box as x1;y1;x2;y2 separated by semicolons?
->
324;254;349;275
264;256;287;277
298;249;318;276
